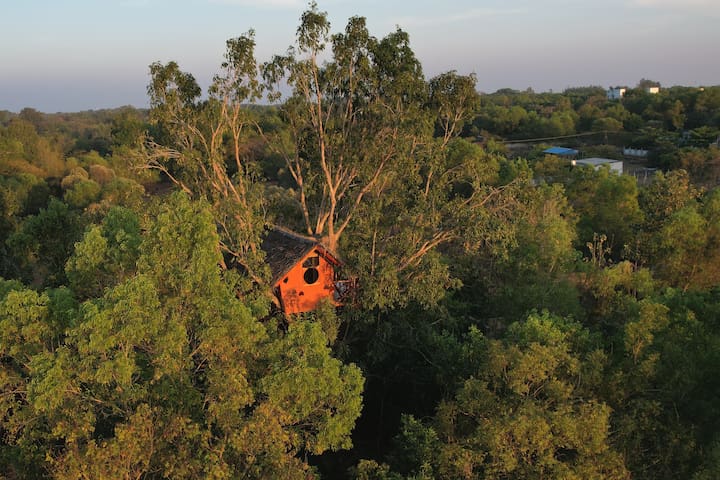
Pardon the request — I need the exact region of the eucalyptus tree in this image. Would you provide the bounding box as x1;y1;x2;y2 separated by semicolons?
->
262;4;515;309
261;6;428;254
428;70;481;146
142;3;507;309
143;31;267;283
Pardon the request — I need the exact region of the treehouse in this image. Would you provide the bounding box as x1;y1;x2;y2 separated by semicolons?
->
261;227;350;315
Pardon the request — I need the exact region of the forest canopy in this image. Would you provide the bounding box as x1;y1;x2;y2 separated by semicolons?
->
1;3;720;479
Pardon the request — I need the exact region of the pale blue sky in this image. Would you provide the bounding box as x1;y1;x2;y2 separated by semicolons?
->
1;0;718;112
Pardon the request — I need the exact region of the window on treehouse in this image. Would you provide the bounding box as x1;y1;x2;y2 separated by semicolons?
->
303;255;320;284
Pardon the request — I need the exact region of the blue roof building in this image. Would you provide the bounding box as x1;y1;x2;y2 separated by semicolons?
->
543;146;579;157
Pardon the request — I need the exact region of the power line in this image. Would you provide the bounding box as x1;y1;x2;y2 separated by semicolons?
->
500;130;617;144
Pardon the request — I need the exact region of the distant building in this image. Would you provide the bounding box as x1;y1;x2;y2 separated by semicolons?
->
622;147;649;158
607;87;627;100
543;146;579;158
645;86;660;94
572;157;623;174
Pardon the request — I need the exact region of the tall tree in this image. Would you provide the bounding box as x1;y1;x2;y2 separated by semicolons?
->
428;70;481;146
262;7;429;254
143;31;266;284
263;5;516;309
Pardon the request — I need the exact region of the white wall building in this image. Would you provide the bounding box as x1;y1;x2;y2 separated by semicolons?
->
623;147;649;158
572;157;623;175
607;87;627;100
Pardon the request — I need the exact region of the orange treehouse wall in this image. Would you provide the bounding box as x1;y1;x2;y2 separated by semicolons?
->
276;250;337;315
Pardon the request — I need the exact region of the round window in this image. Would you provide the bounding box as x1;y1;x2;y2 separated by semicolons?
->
304;267;319;285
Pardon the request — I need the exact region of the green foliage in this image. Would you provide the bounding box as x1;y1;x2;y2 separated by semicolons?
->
677;145;720;186
592;116;624;132
579;260;656;336
342;138;516;310
389;415;439;477
575;168;642;256
474;181;583;321
0;117;64;177
429;71;481;142
110;106;147;148
88;163;115;185
656;206;708;288
403;312;629;479
351;460;404;480
0;173;49;217
303;297;342;344
0;192;364;478
262;319;364;454
98;176;145;209
634;172;720;289
639;169;699;231
693;440;720;480
6;198;84;287
145;33;268;284
602;289;720;480
63;178;101;208
66;206;141;298
2;7;720;480
473;83;720;156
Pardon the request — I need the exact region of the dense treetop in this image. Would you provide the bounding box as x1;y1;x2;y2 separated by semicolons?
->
1;4;720;479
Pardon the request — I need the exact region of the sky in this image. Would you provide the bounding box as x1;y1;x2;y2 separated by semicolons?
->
1;0;719;113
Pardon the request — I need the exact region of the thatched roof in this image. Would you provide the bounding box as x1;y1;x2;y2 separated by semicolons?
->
261;227;333;286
